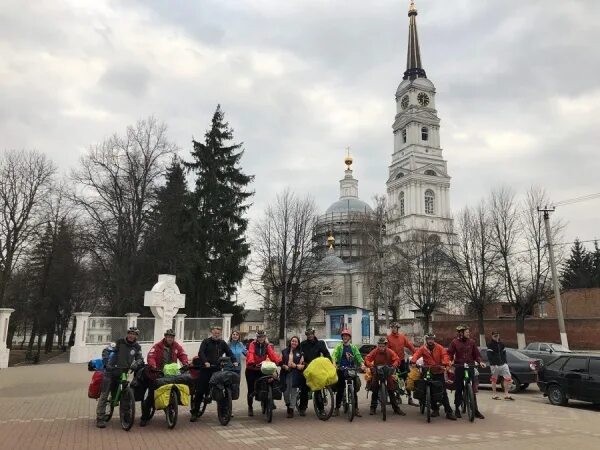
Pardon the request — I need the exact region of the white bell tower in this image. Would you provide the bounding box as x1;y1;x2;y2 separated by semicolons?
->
386;0;453;243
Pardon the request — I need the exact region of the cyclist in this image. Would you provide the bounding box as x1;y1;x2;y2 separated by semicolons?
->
245;330;282;416
387;322;417;406
365;337;405;416
410;333;457;420
96;326;144;428
190;325;237;422
141;329;189;426
447;324;485;419
298;327;331;416
331;329;366;417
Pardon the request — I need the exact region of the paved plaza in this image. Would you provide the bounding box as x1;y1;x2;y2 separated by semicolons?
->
0;362;599;450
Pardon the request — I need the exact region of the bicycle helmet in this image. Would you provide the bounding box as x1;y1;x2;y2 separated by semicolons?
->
456;324;468;332
127;326;139;335
305;327;316;335
377;337;388;345
164;329;176;337
424;333;436;340
390;322;400;328
256;330;266;338
340;328;352;338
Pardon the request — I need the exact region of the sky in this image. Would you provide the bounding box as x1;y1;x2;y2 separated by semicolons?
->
1;0;599;306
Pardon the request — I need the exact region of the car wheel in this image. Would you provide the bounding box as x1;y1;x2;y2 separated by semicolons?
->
547;384;567;406
507;375;520;394
520;383;529;391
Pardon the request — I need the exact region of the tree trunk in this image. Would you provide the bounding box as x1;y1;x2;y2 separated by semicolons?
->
478;312;486;347
515;314;526;349
278;292;286;341
422;315;431;334
27;319;38;353
68;316;76;347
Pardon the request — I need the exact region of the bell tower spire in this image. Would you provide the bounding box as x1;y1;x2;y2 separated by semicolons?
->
403;1;427;81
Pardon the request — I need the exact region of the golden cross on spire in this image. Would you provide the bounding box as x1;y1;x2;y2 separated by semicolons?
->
409;0;417;13
344;146;353;169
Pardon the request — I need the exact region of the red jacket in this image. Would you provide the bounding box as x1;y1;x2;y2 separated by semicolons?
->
365;348;400;368
411;343;450;374
447;337;481;366
387;332;416;361
147;339;189;370
246;341;282;370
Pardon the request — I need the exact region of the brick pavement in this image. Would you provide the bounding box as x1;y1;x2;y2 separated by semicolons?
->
0;363;599;450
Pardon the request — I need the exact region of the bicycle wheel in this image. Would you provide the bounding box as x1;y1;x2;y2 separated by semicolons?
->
425;384;431;423
119;387;135;431
142;388;155;421
346;383;355;422
217;389;232;426
266;385;273;423
314;387;334;421
165;388;178;429
380;381;387;422
465;383;475;422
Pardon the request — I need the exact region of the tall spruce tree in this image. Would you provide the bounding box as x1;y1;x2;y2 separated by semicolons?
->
592;241;600;287
184;106;253;322
560;239;594;289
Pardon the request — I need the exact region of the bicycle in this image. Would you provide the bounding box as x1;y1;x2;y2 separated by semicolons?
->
455;363;479;422
413;365;445;423
296;385;334;421
255;371;279;423
190;358;238;424
341;367;359;422
373;365;396;421
102;367;136;431
149;365;192;429
391;367;408;405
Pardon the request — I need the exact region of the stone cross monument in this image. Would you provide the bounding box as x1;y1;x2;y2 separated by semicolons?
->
144;275;186;342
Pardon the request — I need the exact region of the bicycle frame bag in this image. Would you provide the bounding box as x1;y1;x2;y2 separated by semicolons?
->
88;371;104;399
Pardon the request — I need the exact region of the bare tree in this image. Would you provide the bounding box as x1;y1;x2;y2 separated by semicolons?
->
490;186;561;348
396;231;457;333
0;149;56;306
250;189;322;341
447;200;500;346
70;117;176;314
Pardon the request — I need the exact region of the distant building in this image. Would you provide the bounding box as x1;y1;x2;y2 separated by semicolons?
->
238;309;265;338
535;288;600;318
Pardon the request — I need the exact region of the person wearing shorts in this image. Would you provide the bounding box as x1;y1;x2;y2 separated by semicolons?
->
487;331;514;400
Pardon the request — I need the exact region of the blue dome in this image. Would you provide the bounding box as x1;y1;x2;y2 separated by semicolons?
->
325;198;372;215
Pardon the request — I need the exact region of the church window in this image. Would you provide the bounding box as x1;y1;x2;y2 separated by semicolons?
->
425;169;436;176
91;320;96;328
425;189;435;215
399;191;405;216
321;286;333;297
402;128;407;143
421;127;429;141
395;172;404;179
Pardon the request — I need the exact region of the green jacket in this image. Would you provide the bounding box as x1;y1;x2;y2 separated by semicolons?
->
332;342;364;367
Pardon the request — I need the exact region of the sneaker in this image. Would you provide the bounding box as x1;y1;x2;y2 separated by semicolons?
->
431;409;440;418
475;411;485;419
140;418;148;427
393;406;406;416
332;408;339;417
455;408;462;419
355;408;362;417
407;397;418;407
446;411;457;421
248;406;254;417
95;419;106;429
190;413;198;423
298;409;306;417
369;406;376;415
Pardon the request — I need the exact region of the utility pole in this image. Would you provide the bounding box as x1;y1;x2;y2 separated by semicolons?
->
539;206;569;349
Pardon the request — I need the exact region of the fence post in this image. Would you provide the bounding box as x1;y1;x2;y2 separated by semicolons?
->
69;312;91;363
125;313;140;329
175;314;186;342
0;308;15;369
222;314;233;343
369;312;375;343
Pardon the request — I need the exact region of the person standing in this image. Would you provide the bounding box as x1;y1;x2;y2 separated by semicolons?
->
387;322;417;406
487;331;514;400
190;325;237;422
297;327;331;416
228;330;247;375
331;329;366;417
245;330;282;416
364;337;405;416
447;324;485;419
280;336;305;418
96;327;144;428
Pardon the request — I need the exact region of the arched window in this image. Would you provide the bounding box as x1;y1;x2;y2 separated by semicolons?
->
395;172;404;179
399;191;405;216
402;128;407;143
91;320;96;328
424;169;436;176
421;127;429;141
425;189;435;215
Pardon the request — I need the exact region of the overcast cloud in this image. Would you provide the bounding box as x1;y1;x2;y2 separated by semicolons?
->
1;0;599;305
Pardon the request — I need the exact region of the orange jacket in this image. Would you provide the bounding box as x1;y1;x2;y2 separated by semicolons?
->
387;332;416;360
365;347;400;368
410;343;450;374
246;341;282;369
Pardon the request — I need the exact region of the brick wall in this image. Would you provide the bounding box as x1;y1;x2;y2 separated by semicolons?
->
432;317;600;350
535;288;600;318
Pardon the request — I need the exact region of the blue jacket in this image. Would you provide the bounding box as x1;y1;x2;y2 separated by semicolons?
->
229;341;247;372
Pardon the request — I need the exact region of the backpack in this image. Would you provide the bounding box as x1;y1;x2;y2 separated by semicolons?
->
88;371;104;399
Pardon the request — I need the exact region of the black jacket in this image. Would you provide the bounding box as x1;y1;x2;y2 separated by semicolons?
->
103;337;143;371
300;338;330;365
487;339;507;366
198;337;235;366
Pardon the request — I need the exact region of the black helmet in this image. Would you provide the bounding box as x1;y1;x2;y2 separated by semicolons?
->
456;324;469;332
305;327;316;335
256;330;266;338
127;326;139;335
164;329;176;337
390;322;400;328
377;337;388;345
